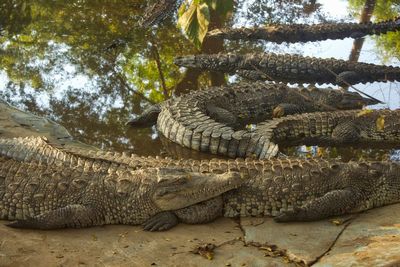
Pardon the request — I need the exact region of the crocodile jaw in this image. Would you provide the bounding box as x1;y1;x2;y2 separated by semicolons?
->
337;91;381;108
152;169;244;210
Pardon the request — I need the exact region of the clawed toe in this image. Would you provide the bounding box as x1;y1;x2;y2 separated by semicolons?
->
274;208;302;222
142;212;178;231
6;218;36;229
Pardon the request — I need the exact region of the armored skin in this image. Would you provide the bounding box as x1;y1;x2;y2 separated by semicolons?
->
128;82;378;127
128;82;383;158
174;53;400;85
157;109;400;159
1;137;400;230
207;17;400;43
139;0;181;28
253;109;400;158
0;153;244;230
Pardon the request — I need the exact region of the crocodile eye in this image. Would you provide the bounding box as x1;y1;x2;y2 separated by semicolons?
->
174;177;188;185
155;188;169;197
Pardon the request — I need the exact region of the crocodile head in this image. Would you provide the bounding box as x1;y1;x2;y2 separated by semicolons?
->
336;90;381;108
149;168;244;210
174;54;238;72
315;89;381;109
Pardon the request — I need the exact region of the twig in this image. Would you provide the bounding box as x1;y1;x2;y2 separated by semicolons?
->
103;50;156;104
248;63;276;81
151;41;169;98
323;66;383;104
114;71;156;104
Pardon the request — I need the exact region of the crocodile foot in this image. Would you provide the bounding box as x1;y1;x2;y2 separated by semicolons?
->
274;188;361;222
274;207;307;222
6;216;42;229
143;211;179;231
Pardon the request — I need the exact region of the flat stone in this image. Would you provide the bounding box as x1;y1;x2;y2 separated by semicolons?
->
241;216;352;266
0;218;290;267
315;203;400;267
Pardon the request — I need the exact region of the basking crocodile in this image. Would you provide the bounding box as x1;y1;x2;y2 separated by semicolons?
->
207;17;400;43
128;82;379;157
1;136;400;229
174;53;400;85
128;82;379;128
0;154;243;230
256;109;400;145
158;107;400;159
253;109;400;158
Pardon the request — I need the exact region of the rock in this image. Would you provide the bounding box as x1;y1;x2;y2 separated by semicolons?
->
314;203;400;267
0;218;290;266
241;216;352;265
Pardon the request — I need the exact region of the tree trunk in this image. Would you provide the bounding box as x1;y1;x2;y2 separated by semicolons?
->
348;0;376;62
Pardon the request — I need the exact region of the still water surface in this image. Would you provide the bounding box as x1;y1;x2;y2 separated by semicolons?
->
0;0;399;160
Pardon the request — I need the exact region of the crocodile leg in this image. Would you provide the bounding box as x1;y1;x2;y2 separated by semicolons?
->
331;120;361;142
174;197;223;224
274;188;361;222
272;103;306;118
206;104;237;126
142;211;179;231
143;197;223;231
6;204;102;229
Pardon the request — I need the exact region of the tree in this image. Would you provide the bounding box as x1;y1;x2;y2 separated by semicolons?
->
348;0;400;62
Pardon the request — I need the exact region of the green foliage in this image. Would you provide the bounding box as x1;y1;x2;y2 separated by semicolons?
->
178;1;210;48
348;0;400;19
374;31;400;62
177;0;234;48
348;0;400;61
205;0;234;18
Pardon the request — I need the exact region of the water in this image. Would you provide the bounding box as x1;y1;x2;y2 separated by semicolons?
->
0;0;399;160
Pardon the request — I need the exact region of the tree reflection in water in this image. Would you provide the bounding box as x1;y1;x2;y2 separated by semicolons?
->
0;0;399;160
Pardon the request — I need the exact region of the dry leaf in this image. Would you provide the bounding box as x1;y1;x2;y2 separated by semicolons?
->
259;245;285;257
357;109;373;117
199;250;214;260
331;219;343;226
317;147;326;157
376;116;385;131
272;106;285;118
192;243;216;260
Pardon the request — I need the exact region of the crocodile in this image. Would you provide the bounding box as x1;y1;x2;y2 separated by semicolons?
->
156;109;400;160
128;82;380;158
253;109;400;158
256;109;400;145
157;107;400;159
128;82;379;128
174;53;400;85
0;154;244;230
139;0;181;28
207;17;400;43
1;136;400;229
